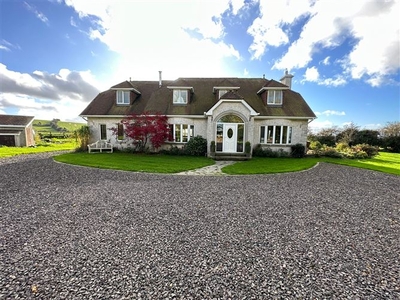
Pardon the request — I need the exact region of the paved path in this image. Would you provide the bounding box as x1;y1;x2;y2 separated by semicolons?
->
176;160;236;175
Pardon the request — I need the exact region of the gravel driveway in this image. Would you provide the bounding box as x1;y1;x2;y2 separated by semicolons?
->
1;153;399;299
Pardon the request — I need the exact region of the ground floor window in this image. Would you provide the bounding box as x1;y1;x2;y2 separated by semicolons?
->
100;124;107;140
260;125;292;144
168;124;194;142
117;123;124;140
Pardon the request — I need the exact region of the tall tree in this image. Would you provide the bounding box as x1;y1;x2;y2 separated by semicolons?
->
381;121;400;137
337;122;359;145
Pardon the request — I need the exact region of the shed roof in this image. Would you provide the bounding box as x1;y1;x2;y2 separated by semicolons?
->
0;115;34;127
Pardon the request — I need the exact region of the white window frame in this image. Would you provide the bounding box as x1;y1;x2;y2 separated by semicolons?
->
100;124;107;140
173;90;188;104
169;124;194;142
267;90;283;105
260;125;292;144
117;90;130;105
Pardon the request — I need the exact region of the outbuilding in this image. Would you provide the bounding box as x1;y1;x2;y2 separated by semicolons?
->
0;114;35;147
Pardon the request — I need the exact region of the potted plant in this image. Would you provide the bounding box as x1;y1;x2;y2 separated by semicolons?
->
245;141;251;157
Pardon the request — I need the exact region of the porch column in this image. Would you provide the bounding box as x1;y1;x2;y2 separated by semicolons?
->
206;115;213;156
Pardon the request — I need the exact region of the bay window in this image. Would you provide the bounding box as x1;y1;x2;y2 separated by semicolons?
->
260;125;292;144
169;124;194;142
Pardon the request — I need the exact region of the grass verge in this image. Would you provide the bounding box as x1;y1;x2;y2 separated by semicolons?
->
319;152;399;176
222;157;320;175
0;142;77;158
54;152;214;173
222;152;399;176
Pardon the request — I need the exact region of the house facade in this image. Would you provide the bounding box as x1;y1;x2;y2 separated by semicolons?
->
80;72;316;157
0;114;35;147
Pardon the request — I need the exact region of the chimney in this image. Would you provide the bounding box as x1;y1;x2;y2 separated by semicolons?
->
263;74;265;79
159;71;162;88
280;69;294;89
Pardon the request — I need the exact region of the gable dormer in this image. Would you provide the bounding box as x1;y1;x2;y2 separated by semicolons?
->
213;86;240;100
111;81;141;105
257;80;289;106
167;86;194;105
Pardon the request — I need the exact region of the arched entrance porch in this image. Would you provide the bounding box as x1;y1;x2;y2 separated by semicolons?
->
216;114;245;153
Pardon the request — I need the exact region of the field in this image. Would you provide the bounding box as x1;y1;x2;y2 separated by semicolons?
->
33;119;85;138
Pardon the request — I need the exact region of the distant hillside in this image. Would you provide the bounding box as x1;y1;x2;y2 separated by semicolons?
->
33;119;86;134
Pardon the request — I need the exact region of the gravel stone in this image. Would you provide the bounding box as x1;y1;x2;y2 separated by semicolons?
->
0;153;399;299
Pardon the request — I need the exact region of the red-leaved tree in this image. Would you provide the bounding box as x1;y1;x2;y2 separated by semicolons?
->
114;112;169;152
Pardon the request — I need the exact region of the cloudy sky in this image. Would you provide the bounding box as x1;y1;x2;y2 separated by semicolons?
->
0;0;399;131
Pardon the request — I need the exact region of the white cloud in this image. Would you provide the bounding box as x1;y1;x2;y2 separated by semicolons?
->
302;66;347;86
303;66;319;82
319;76;347;87
230;0;246;15
70;16;77;27
309;119;334;131
315;110;346;116
0;93;87;121
321;56;330;65
64;0;241;80
247;0;399;87
247;0;312;60
0;39;20;52
0;64;100;102
0;64;101;120
24;1;49;25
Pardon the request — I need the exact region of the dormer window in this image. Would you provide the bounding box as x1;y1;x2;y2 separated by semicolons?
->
218;89;229;99
213;86;240;100
116;90;130;105
173;89;188;104
267;90;283;105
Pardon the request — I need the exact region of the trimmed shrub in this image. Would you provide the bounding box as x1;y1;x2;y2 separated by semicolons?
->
183;135;207;156
161;146;186;156
323;147;343;158
245;141;251;154
357;144;379;157
309;140;322;150
253;145;277;157
291;143;305;158
382;136;400;153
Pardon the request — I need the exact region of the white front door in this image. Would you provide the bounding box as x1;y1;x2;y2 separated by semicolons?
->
223;124;237;152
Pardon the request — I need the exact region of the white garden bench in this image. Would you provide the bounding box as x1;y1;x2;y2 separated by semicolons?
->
87;141;113;153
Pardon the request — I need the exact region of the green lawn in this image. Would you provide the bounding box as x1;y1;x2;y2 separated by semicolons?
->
222;152;399;176
0;142;77;158
54;152;215;173
320;152;400;175
222;157;320;174
2;146;399;176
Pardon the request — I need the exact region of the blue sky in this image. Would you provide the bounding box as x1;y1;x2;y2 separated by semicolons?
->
0;0;399;132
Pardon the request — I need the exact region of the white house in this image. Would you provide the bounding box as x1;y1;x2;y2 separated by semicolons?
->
80;72;316;157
